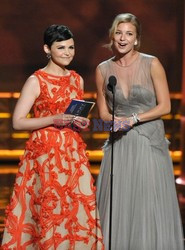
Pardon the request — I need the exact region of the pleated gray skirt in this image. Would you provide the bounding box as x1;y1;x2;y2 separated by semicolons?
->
96;128;184;250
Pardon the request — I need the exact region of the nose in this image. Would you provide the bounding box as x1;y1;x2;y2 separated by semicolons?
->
120;34;125;41
64;48;70;55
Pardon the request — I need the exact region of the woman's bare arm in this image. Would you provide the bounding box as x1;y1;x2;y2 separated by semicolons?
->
137;57;171;122
13;75;74;130
95;67;112;121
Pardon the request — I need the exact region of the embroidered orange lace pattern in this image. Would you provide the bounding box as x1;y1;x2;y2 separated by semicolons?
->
1;70;104;249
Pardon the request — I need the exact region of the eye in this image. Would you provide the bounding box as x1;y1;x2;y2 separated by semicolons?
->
58;46;65;49
115;31;121;35
69;46;75;50
127;32;133;36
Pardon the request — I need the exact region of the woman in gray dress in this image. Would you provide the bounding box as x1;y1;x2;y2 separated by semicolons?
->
95;13;184;250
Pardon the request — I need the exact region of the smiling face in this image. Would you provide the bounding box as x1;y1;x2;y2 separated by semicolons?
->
44;38;75;67
112;22;137;55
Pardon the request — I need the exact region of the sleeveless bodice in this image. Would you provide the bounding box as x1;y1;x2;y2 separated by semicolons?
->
98;53;168;151
98;53;156;117
33;70;83;118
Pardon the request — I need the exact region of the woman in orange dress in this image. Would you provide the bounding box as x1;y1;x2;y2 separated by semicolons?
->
1;24;104;250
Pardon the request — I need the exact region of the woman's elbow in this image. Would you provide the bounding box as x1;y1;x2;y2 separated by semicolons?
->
12;122;20;130
99;111;111;122
162;102;171;116
12;118;22;130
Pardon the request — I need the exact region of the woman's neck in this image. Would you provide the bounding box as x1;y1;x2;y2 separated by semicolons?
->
43;61;69;76
114;50;139;67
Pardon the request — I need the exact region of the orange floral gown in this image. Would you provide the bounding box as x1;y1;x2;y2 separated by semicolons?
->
1;70;104;250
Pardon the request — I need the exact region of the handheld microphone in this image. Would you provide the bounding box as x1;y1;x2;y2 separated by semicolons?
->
107;75;117;93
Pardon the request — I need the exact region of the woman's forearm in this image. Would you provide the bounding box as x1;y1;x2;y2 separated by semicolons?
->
137;103;171;123
13;115;54;131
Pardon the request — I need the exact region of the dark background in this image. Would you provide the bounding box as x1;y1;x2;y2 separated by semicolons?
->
0;0;184;93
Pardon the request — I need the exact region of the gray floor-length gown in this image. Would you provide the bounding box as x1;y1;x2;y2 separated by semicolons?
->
96;53;184;250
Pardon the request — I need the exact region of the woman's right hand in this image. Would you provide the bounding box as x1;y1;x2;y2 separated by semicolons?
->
114;116;133;132
53;114;75;127
53;114;90;131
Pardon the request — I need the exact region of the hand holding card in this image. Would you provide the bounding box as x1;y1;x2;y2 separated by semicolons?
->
64;99;95;118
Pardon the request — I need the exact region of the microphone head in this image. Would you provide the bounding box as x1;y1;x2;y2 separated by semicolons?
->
109;75;117;86
107;75;117;93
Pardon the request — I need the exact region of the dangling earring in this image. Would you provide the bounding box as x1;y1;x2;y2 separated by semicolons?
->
134;41;137;46
46;53;51;59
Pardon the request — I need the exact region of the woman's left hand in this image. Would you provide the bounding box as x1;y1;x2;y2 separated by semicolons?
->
72;116;90;130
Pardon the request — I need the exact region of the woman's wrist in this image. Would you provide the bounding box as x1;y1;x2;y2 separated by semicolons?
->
131;113;141;125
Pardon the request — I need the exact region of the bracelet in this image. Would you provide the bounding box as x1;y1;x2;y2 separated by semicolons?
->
132;113;140;124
